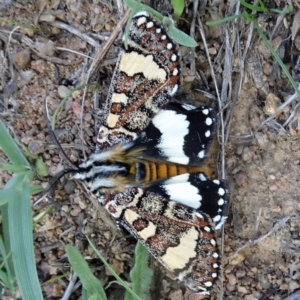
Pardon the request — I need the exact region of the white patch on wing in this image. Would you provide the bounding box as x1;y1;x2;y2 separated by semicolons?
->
124;209;139;224
160;226;198;269
171;54;177;61
218;187;225;196
152;110;189;164
134;11;149;18
215;216;227;229
181;103;195;110
163;174;201;208
205;117;213;126
107;113;119;127
120;52;166;80
146;21;154;28
111;93;128;103
198;150;205;159
205;130;211;137
138;221;156;240
213;215;221;223
218;198;225;206
137;16;147;26
199;173;207;181
202;108;209;115
169;84;178;95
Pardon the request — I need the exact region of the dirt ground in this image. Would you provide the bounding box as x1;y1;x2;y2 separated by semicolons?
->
1;0;300;299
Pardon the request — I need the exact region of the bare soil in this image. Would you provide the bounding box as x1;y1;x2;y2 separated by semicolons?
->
1;1;300;299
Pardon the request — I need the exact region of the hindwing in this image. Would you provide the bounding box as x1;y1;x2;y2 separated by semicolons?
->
130;102;216;166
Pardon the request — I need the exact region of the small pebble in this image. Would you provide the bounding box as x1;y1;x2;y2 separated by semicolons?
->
244;295;258;300
289;280;300;291
227;274;237;285
64;180;76;194
226;283;236;291
28;140;44;154
258;274;271;289
237;286;248;293
13;49;31;70
58;85;70;98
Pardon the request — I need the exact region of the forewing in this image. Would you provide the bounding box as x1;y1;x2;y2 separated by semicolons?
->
97;12;180;150
103;188;220;294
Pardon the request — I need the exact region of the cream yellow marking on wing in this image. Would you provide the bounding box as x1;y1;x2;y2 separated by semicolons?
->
120;52;166;80
138;221;156;240
111;93;128;103
160;227;198;269
107;113;119;127
124;209;140;224
163;202;176;219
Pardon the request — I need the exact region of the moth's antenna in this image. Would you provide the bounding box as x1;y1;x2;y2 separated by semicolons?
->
49;130;78;168
44;95;78;168
33;168;79;206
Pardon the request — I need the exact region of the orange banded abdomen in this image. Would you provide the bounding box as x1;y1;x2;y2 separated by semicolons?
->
129;161;214;182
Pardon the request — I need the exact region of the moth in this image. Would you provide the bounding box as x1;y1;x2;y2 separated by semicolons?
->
73;11;229;294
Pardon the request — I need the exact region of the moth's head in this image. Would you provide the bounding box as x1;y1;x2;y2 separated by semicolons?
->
73;150;131;196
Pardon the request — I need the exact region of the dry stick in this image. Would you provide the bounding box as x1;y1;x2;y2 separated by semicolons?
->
49;21;99;48
189;0;199;74
115;0;126;18
224;214;298;261
197;18;226;179
21;35;70;65
224;3;254;143
79;9;130;160
197;16;227;299
284;291;300;300
61;273;79;300
56;47;94;59
34;0;47;26
256;84;300;132
85;9;130;79
282;101;300;127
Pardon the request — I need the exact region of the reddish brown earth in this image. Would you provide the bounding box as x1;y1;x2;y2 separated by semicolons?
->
1;1;300;299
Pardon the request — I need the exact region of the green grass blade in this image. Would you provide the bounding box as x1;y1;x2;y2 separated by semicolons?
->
239;0;267;12
206;14;244;26
0;205;14;281
123;0;197;47
0;269;12;290
88;294;101;300
0;162;28;173
0;187;10;205
66;245;107;300
163;19;197;47
30;185;43;195
8;172;43;300
171;0;184;20
0;236;14;292
82;286;88;300
87;237;142;300
0;119;30;169
124;242;153;300
250;16;300;98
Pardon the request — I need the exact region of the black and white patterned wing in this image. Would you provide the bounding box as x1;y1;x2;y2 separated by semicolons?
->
102;187;221;294
97;11;180;150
